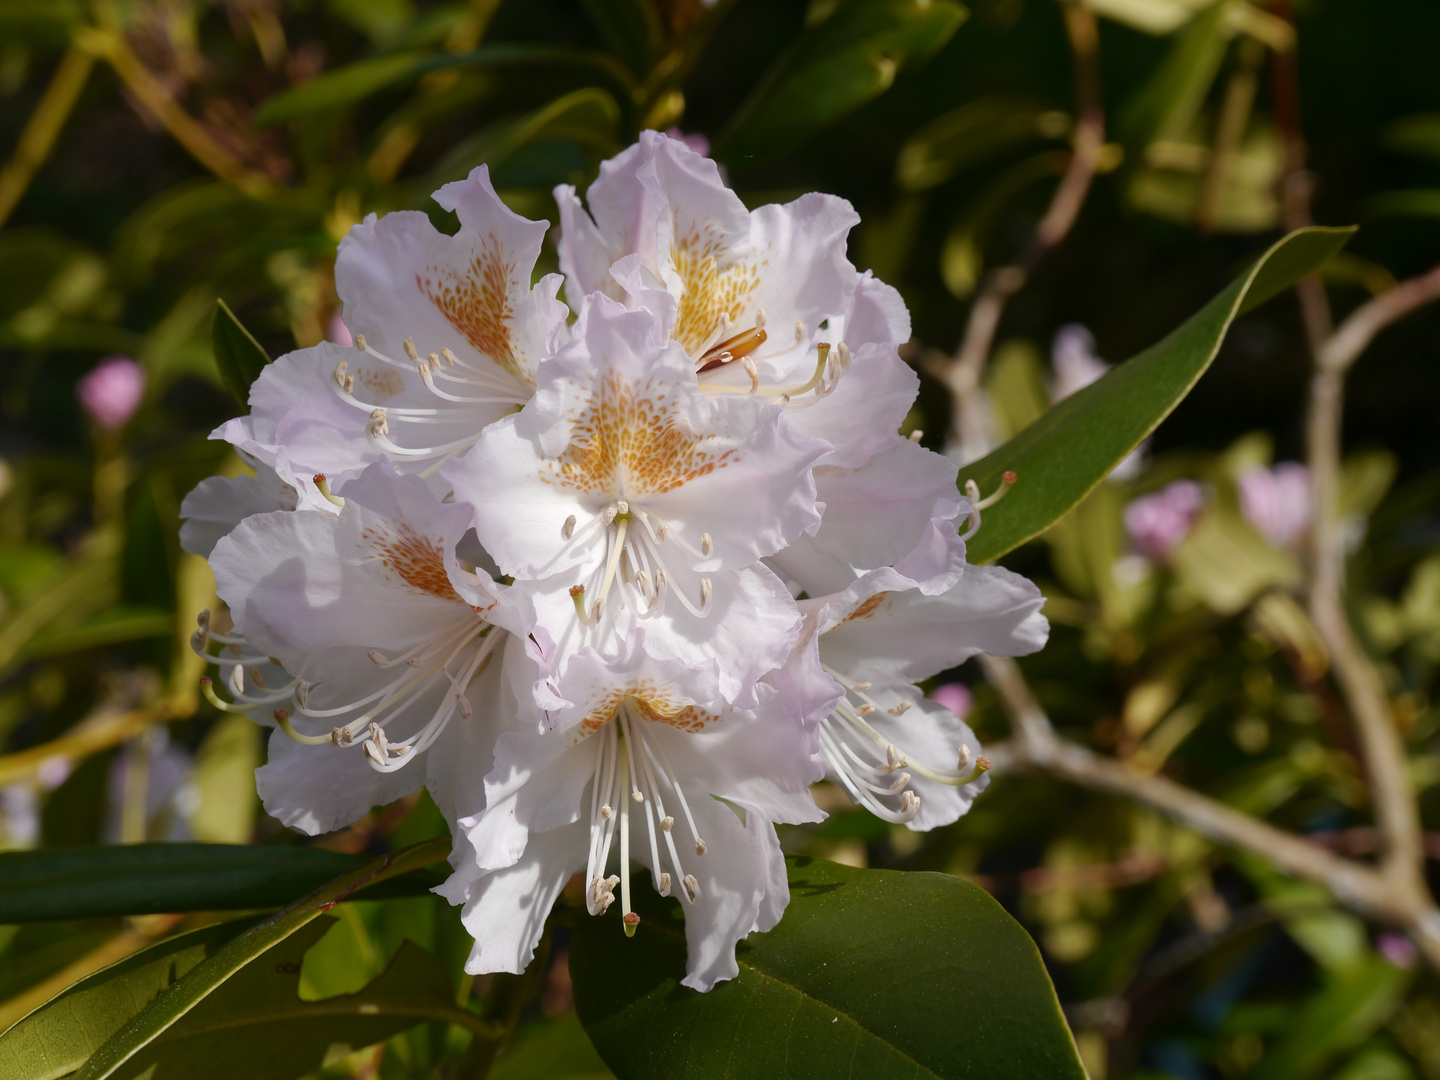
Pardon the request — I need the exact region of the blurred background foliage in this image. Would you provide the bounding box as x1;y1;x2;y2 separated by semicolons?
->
0;0;1439;1077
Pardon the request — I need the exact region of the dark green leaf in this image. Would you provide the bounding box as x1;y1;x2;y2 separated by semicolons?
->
570;856;1086;1079
962;226;1355;564
253;45;637;127
18;606;172;661
0;921;253;1080
718;0;968;162
96;929;470;1080
579;0;663;79
896;95;1058;192
1381;112;1440;162
0;843;447;923
211;299;270;407
73;838;453;1080
1117;2;1231;150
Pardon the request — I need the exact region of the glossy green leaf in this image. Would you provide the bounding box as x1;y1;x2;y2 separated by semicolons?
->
73;838;451;1080
718;0;967;162
92;928;469;1080
1118;2;1231;149
253;45;636;126
0;842;447;923
570;856;1086;1079
0;921;253;1080
211;299;270;407
962;226;1354;565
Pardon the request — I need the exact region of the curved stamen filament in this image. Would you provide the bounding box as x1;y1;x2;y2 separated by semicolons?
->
699;341;848;403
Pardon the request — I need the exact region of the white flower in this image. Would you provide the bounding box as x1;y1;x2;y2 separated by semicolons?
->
179;452;332;558
214;165;567;493
205;464;540;833
777;554;1048;829
439;630;824;991
555;131;918;461
443;295;831;705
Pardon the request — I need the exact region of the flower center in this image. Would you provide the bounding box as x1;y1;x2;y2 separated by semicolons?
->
332;334;530;477
562;502;713;627
584;699;713;936
816;664;990;824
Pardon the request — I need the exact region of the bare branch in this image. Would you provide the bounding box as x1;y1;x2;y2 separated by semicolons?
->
942;0;1105;461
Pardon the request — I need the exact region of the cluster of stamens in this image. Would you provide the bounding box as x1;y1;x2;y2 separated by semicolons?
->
331;334;529;478
817;667;990;824
194;608;502;774
586;701;709;937
694;310;850;408
563;502;714;627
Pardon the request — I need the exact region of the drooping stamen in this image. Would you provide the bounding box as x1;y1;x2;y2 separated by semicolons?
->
958;470;1017;542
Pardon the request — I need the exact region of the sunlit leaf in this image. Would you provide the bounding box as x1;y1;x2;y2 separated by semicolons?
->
211;299;270;407
718;0;968;162
962;226;1355;564
570;857;1086;1079
0;921;253;1080
0;842;447;923
72;839;452;1080
1118;2;1230;149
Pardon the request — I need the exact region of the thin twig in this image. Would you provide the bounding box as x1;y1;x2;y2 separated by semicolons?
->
941;0;1104;462
1305;265;1440;900
0;47;94;231
0;694;194;788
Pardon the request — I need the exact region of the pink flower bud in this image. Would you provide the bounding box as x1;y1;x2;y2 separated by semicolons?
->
1124;480;1205;562
1375;932;1417;969
929;682;973;719
328;309;353;347
1238;462;1310;548
77;356;145;430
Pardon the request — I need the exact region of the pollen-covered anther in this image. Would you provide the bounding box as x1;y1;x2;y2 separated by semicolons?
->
888;700;912;717
886;744;907;771
332;726;353;747
602;506;618;526
615;500;629;515
683;875;701;902
402;337;420;362
699;578;712;607
659;815;674;831
631;789;644;803
441;347;459;366
368;649;387;664
742;356;759;393
699;533;713;557
657;872;672;896
957;744;972;770
456;693;472;719
368;408;389;438
852;681;871;692
353;333;368;351
909;429;925;442
562;515;576;539
694;838;707;856
600;804;613;820
858;703;876;716
900;791;921;817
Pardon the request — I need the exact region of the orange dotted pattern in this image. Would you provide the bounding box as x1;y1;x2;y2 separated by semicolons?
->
840;591;891;624
366;523;458;601
570;682;720;743
353;365;405;398
419;235;533;387
669;228;760;358
543;369;738;497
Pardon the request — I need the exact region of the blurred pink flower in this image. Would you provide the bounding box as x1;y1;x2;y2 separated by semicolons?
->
1238;462;1310;548
1375;932;1417;969
929;682;973;718
328;308;353;346
77;356;145;430
1125;480;1205;562
663;128;710;157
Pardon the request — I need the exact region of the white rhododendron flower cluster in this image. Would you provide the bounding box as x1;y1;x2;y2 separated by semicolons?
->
181;133;1049;992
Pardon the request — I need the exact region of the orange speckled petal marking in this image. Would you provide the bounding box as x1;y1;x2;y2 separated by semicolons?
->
571;683;721;742
420;235;533;387
544;369;738;497
840;591;891;625
669;230;760;358
367;523;459;601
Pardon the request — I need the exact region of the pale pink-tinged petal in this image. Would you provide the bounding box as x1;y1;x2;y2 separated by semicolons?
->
179;466;299;559
678;795;786;992
555;183;626;304
783;345;918;471
525;561;801;709
820;563;1049;685
445;821;585;975
338;165;565;392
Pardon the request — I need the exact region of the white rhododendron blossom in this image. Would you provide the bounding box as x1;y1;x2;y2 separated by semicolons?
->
182;131;1049;991
442;631;824;991
214;165;566;495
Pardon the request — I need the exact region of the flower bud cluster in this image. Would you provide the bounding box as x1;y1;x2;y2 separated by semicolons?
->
182;133;1048;991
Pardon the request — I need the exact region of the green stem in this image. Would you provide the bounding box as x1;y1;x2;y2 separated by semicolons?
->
0;46;94;231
